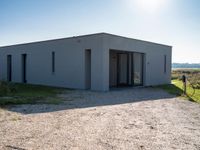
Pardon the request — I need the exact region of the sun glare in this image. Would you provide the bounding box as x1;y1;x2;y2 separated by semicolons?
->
132;0;168;13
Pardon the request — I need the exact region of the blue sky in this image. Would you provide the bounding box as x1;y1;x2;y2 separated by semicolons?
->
0;0;199;63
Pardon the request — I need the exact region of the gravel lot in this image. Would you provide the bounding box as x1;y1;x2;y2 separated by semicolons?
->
0;87;200;150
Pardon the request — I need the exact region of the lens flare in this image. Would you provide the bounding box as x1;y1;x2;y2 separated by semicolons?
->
127;0;168;13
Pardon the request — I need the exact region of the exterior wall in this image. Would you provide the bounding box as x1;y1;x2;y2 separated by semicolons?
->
0;34;105;90
102;34;172;87
0;33;172;91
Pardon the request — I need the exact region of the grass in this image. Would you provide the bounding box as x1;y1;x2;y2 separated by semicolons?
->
159;79;200;103
0;83;66;105
172;69;200;88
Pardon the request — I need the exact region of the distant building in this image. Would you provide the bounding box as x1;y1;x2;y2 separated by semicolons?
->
0;33;172;91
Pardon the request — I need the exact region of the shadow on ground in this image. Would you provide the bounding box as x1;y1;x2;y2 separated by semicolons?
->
2;87;176;114
158;83;197;102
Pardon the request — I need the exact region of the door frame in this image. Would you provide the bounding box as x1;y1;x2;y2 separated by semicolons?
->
110;50;144;87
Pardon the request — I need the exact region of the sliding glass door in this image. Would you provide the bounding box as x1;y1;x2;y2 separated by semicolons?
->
117;53;128;86
110;50;144;87
133;53;143;86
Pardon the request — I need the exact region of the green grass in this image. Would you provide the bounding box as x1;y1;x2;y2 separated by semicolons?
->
0;83;66;105
159;79;200;103
172;69;200;88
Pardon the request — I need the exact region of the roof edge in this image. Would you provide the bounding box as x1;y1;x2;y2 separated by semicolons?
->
0;33;106;48
0;32;172;48
102;33;172;48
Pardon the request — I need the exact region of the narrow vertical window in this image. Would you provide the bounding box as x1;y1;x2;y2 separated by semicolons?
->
7;55;12;81
52;51;55;73
85;49;91;89
22;54;27;83
164;55;167;73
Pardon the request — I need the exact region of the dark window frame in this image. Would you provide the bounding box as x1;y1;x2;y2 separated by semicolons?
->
164;55;167;73
52;51;55;73
22;54;27;83
7;55;12;82
85;49;91;89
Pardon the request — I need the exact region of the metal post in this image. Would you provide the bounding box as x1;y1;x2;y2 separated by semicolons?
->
182;75;186;95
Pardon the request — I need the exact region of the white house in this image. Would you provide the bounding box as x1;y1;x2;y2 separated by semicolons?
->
0;33;172;91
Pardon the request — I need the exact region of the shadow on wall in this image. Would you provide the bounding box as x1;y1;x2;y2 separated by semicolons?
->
4;87;176;114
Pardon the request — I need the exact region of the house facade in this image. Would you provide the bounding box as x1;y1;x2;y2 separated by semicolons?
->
0;33;172;91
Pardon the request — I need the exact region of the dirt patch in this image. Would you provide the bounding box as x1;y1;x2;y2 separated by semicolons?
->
0;88;200;150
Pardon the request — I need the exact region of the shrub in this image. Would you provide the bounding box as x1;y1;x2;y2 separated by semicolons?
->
188;74;200;89
172;69;200;89
0;81;17;96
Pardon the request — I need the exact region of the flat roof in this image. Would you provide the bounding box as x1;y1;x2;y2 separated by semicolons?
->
0;32;172;48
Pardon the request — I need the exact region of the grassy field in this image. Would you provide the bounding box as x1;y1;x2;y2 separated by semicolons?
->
172;69;200;88
160;68;200;103
172;80;200;102
161;80;200;103
0;69;199;105
0;82;65;105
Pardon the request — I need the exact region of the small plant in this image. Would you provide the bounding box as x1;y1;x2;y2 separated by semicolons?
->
0;81;17;96
0;82;65;105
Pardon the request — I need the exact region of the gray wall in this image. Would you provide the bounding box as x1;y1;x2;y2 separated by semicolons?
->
0;33;172;91
102;34;172;89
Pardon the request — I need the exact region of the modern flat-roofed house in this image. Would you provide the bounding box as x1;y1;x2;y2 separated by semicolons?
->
0;33;172;91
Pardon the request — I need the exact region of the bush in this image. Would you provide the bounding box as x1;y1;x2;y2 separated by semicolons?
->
188;74;200;89
172;69;200;89
0;81;17;96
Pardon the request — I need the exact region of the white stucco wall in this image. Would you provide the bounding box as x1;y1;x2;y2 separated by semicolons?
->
0;33;172;91
102;33;172;87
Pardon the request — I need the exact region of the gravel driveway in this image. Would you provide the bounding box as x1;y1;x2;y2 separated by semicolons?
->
0;87;200;150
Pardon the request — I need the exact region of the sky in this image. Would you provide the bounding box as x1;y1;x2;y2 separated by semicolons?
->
0;0;199;63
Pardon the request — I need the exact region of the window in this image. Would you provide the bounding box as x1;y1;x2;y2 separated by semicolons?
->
7;55;12;81
52;51;55;73
22;54;27;83
164;55;167;73
85;49;91;89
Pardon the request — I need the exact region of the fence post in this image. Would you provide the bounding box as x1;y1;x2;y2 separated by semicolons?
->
182;75;186;95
